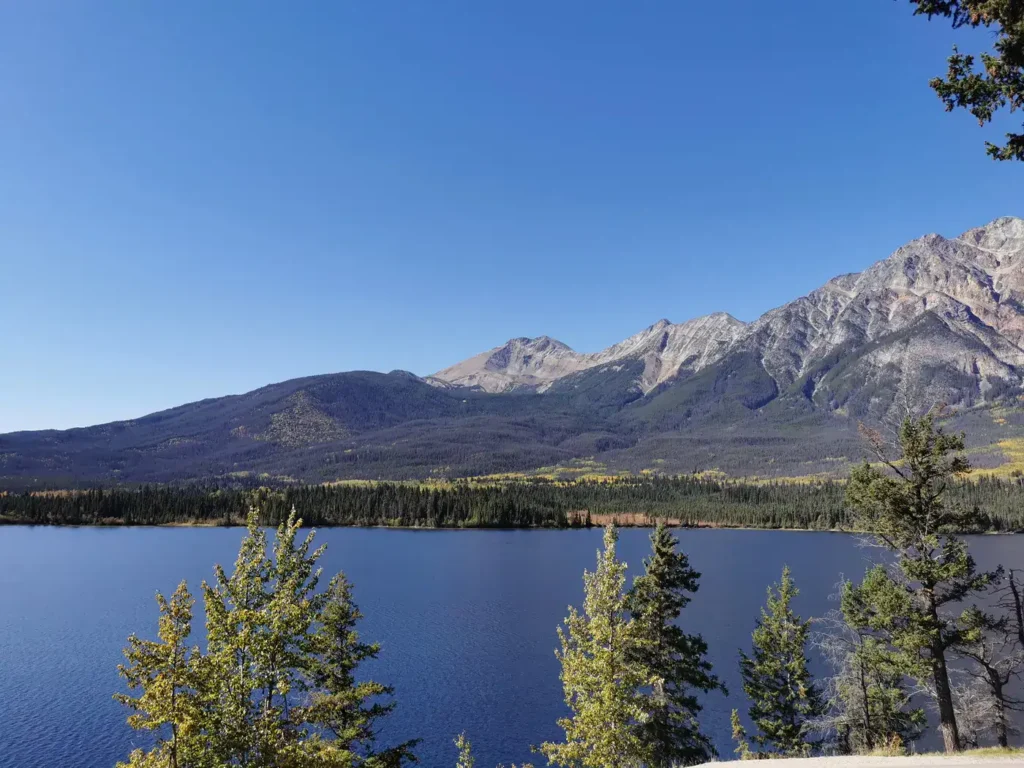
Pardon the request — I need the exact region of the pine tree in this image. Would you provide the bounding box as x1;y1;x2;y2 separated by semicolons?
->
845;414;999;752
300;572;419;765
626;522;725;767
115;508;417;767
540;525;652;768
115;581;203;768
199;509;307;764
734;566;823;757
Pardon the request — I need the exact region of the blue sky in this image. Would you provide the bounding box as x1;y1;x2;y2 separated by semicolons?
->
1;2;1019;432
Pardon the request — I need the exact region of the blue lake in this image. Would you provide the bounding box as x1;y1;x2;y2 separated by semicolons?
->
2;526;1023;768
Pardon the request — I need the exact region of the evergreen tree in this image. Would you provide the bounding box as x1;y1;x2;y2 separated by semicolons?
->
199;509;312;764
300;572;419;765
540;525;652;768
907;0;1024;161
453;733;533;768
12;474;1024;531
733;566;823;757
115;509;417;767
845;414;999;753
626;522;725;767
455;733;475;768
115;581;203;768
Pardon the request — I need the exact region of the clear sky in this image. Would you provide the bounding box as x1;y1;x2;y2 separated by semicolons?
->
1;2;1020;432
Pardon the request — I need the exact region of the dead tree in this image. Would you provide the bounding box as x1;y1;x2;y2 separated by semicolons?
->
814;605;924;754
954;570;1024;747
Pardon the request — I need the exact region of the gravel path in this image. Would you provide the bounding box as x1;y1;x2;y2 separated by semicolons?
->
702;757;1024;768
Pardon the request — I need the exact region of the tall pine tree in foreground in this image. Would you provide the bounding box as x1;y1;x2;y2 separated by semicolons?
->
115;509;417;767
540;525;651;768
733;566;823;757
845;414;999;753
627;522;725;767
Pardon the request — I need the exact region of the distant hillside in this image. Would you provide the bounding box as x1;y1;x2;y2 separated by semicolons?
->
5;217;1024;487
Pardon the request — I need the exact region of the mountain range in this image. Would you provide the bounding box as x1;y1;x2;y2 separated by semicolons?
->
4;216;1024;488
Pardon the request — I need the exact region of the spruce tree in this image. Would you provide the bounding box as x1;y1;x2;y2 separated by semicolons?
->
846;638;924;754
300;572;419;765
626;522;724;767
845;414;998;752
199;509;312;763
453;733;534;768
733;566;823;757
115;581;203;768
540;525;652;768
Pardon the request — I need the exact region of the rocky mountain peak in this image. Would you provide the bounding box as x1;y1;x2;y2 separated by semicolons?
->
957;216;1024;260
519;335;572;351
429;312;748;393
431;216;1024;407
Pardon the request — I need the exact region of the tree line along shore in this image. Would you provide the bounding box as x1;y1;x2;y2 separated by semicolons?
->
4;471;1024;531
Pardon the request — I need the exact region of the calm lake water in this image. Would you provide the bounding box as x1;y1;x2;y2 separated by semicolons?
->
2;527;1023;768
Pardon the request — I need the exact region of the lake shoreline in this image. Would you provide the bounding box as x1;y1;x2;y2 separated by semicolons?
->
1;516;1019;534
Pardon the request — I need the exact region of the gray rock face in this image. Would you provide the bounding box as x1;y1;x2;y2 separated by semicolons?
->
430;216;1024;415
427;313;746;393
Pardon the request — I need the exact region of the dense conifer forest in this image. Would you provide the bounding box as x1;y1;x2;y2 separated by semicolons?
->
4;474;1024;531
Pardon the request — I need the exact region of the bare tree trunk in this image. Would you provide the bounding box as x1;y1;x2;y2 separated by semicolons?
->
922;589;961;754
932;643;961;753
858;659;873;751
991;673;1009;749
838;725;851;756
170;656;179;768
1009;571;1024;648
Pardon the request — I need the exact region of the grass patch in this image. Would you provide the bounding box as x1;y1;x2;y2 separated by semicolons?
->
971;437;1024;479
863;745;906;757
960;746;1024;758
907;746;1024;758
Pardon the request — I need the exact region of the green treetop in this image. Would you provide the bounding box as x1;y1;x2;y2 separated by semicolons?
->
453;732;533;768
115;581;203;768
115;508;417;767
540;525;652;768
626;522;725;767
299;572;419;766
733;566;823;758
455;733;476;768
908;0;1024;161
